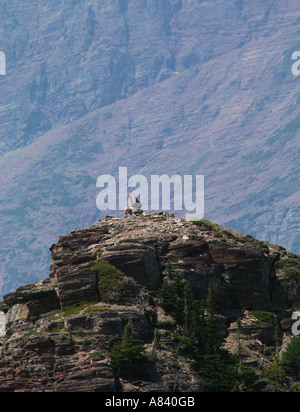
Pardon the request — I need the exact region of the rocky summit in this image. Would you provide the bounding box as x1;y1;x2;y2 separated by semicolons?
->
0;213;299;392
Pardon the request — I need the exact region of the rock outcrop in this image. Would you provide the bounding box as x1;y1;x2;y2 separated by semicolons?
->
0;213;299;392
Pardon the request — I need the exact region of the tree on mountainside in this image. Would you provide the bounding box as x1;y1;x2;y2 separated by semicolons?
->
109;324;151;378
157;268;258;391
281;337;300;380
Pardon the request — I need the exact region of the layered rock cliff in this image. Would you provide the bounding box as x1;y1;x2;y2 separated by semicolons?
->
0;213;299;392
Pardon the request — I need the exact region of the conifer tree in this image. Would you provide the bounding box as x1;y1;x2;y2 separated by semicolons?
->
183;282;198;334
110;324;150;378
206;282;217;315
204;313;221;354
176;282;199;357
281;337;300;379
158;266;184;324
203;350;238;392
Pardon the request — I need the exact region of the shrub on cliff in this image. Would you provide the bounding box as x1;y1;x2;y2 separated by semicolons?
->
109;324;151;379
281;337;300;379
191;219;217;231
158;270;184;324
275;257;300;291
91;258;139;303
202;350;239;392
249;310;275;323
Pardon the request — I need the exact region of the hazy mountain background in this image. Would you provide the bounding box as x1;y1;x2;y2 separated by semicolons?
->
0;0;299;297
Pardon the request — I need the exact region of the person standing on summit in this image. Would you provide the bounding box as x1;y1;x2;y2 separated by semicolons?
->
124;193;142;217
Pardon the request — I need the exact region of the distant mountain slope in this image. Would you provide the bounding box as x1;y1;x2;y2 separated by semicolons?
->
0;0;299;296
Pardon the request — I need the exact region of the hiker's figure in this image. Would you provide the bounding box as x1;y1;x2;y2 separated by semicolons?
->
124;193;142;217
